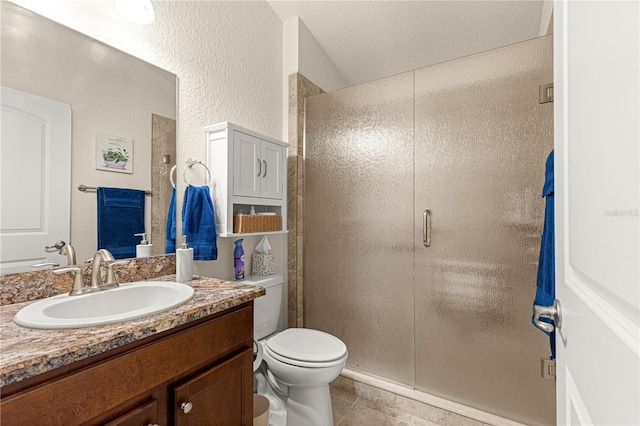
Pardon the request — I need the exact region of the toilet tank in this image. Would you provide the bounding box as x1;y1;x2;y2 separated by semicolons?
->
242;275;283;340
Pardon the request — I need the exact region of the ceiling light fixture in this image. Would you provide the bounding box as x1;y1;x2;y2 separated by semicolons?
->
115;0;155;25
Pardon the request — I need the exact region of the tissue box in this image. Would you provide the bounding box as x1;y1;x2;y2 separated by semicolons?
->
252;253;276;276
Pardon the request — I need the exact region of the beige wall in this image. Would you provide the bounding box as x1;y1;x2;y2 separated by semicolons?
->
281;16;347;140
10;1;287;308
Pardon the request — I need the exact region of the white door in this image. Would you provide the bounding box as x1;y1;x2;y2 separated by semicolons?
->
260;140;283;200
0;87;71;273
232;130;260;198
555;2;639;425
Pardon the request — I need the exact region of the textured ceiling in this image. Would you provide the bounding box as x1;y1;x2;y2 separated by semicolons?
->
268;1;546;86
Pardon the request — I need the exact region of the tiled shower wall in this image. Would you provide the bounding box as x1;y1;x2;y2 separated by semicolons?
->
287;73;324;328
151;114;176;256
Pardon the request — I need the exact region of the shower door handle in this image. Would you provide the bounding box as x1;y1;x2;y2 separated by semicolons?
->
423;209;431;247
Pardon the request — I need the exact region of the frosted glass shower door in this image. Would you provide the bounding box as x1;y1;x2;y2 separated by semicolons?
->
304;73;415;386
413;36;555;424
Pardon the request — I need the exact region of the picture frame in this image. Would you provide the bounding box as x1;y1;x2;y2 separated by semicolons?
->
96;132;133;174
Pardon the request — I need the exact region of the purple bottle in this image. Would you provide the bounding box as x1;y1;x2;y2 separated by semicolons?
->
234;239;245;280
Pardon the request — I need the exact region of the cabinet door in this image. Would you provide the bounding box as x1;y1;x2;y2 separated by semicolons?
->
233;131;261;198
174;349;253;426
260;140;284;200
104;400;159;426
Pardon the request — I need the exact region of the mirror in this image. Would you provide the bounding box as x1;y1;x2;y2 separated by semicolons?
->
1;2;177;271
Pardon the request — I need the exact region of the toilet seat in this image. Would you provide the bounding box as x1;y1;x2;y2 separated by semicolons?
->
265;328;348;368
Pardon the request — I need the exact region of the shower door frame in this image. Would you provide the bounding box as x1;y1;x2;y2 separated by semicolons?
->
303;36;556;426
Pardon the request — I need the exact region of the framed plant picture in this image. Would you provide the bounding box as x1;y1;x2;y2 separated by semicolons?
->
96;132;133;174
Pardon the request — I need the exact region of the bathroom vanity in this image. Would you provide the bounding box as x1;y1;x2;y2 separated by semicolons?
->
0;274;264;425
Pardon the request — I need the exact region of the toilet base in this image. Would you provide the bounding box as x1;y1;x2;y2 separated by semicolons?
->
286;384;333;426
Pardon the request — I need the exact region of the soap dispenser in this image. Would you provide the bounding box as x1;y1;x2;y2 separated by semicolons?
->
176;235;194;282
134;233;153;258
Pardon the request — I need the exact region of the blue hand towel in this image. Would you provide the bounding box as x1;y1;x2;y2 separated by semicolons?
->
165;187;176;254
181;185;217;260
532;151;555;359
97;187;145;260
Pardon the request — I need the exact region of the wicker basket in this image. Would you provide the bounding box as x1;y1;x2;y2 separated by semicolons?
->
233;214;282;233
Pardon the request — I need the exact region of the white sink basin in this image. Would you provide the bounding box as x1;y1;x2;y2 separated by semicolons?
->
13;281;195;329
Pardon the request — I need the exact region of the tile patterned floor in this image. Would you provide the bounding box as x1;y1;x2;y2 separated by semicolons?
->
331;377;489;426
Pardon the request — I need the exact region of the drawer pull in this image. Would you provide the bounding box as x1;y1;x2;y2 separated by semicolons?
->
147;424;159;426
181;401;193;414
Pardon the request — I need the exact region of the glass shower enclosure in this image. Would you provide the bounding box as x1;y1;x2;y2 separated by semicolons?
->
304;36;555;425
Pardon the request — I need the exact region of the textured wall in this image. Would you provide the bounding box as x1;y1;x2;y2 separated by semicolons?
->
297;19;349;93
281;16;347;139
10;0;286;284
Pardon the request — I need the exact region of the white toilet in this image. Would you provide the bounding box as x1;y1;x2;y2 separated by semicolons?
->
244;275;348;426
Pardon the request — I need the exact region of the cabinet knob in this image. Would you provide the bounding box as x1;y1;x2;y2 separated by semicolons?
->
180;401;193;414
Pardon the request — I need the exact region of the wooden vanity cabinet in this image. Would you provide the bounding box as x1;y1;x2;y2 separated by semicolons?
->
174;350;252;425
104;400;160;426
1;304;254;426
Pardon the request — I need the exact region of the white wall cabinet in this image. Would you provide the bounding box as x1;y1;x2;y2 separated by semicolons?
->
206;122;288;237
232;131;284;200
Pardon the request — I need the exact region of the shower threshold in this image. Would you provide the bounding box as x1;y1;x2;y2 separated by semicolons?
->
332;368;529;426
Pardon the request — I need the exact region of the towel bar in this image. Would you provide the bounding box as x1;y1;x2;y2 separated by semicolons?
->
78;184;152;196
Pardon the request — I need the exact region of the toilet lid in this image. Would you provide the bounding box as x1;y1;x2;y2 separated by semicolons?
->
265;328;347;363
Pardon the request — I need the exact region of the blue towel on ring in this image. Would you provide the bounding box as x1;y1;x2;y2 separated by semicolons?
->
165;187;176;254
181;185;217;260
532;151;555;359
97;187;145;259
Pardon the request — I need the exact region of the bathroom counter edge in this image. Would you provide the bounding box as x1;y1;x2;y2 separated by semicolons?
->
0;275;265;388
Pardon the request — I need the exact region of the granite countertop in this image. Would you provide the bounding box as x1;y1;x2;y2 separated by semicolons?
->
0;275;265;388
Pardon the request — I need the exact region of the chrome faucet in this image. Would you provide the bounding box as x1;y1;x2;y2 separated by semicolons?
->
43;240;76;266
53;249;128;296
59;244;77;266
88;249;115;291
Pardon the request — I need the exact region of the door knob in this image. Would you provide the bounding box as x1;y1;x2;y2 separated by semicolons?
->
180;401;193;414
533;299;562;332
45;240;66;251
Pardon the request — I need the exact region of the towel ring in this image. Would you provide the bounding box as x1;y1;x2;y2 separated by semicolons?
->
183;158;211;186
169;165;177;189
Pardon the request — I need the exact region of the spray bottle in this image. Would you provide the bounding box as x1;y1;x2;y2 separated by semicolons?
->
234;239;245;280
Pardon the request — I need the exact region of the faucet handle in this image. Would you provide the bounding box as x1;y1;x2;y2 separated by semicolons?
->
104;260;130;288
53;267;84;296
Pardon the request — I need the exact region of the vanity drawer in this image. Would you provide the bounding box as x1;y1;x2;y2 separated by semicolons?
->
1;306;253;425
104;399;159;426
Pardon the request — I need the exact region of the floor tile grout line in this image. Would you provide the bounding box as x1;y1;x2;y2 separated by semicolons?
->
336;395;358;426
